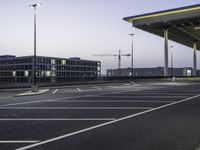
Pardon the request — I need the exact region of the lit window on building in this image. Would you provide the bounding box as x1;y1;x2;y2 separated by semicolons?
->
24;71;29;77
52;71;56;77
41;71;45;76
61;60;66;65
186;69;192;77
12;71;16;77
45;71;51;77
51;59;55;65
97;66;101;71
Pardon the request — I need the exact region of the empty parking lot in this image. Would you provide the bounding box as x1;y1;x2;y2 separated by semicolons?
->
0;81;200;150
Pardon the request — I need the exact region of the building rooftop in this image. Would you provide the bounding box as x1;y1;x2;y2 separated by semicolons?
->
0;55;100;62
0;55;16;59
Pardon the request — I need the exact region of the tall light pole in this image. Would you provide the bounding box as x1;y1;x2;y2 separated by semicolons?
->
29;3;41;92
129;34;135;79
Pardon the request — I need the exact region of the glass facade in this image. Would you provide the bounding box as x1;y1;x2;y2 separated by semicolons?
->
0;55;101;84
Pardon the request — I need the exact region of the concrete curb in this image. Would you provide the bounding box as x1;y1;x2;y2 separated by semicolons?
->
15;89;49;97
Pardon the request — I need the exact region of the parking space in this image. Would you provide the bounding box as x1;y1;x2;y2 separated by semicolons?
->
0;82;199;150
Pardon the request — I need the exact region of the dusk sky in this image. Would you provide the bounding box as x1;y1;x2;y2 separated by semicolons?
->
0;0;200;74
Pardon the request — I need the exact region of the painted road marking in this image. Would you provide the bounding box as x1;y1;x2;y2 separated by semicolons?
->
0;107;153;110
124;84;131;86
95;95;187;98
76;87;102;91
77;88;81;92
0;96;12;99
0;141;39;144
54;100;175;103
16;94;200;150
93;87;102;90
0;88;144;107
111;92;195;95
108;86;133;89
52;89;58;94
0;118;116;121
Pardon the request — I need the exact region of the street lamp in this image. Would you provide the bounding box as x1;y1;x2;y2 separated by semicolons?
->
29;3;41;92
129;33;135;80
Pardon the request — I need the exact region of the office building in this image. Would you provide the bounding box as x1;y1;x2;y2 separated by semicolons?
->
107;67;196;77
0;55;101;84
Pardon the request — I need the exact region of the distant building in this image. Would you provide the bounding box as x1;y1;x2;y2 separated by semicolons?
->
107;67;196;77
0;55;101;84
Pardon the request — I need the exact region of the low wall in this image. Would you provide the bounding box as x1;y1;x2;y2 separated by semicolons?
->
0;76;199;89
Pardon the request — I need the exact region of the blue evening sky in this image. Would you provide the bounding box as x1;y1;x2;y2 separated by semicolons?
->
0;0;199;74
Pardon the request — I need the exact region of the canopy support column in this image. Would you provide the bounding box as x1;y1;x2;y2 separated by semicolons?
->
164;28;169;76
193;42;197;76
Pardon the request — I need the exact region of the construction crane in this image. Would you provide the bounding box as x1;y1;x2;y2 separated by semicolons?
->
93;49;131;69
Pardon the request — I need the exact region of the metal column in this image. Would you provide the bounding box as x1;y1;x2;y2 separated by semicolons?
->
193;42;197;76
118;49;121;69
33;6;37;86
164;28;169;76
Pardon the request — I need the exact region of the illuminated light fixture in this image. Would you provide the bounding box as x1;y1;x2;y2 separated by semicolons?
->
61;60;66;65
187;69;192;77
97;66;101;71
195;26;200;30
45;71;51;77
24;71;29;77
12;71;16;77
51;59;56;65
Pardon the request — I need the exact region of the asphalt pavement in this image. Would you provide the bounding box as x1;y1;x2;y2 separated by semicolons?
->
0;81;200;150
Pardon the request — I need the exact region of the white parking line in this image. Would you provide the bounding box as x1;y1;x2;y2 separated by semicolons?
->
0;88;142;107
0;141;39;144
77;88;81;92
0;118;116;121
52;89;58;94
16;94;200;150
123;84;131;86
95;95;186;98
93;87;102;90
0;107;153;110
54;100;175;103
108;86;132;89
0;96;12;99
0;98;62;107
113;92;195;96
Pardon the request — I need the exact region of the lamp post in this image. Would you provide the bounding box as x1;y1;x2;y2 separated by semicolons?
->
29;3;41;92
129;34;135;80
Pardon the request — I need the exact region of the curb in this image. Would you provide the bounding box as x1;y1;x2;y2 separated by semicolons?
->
15;89;49;97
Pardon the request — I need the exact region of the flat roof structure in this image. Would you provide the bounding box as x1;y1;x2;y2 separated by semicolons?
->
124;4;200;49
123;4;200;76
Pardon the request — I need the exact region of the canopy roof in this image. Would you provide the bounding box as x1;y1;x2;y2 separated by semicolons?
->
123;4;200;50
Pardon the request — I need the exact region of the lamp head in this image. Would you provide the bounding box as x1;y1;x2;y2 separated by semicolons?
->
129;34;135;36
29;3;42;8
